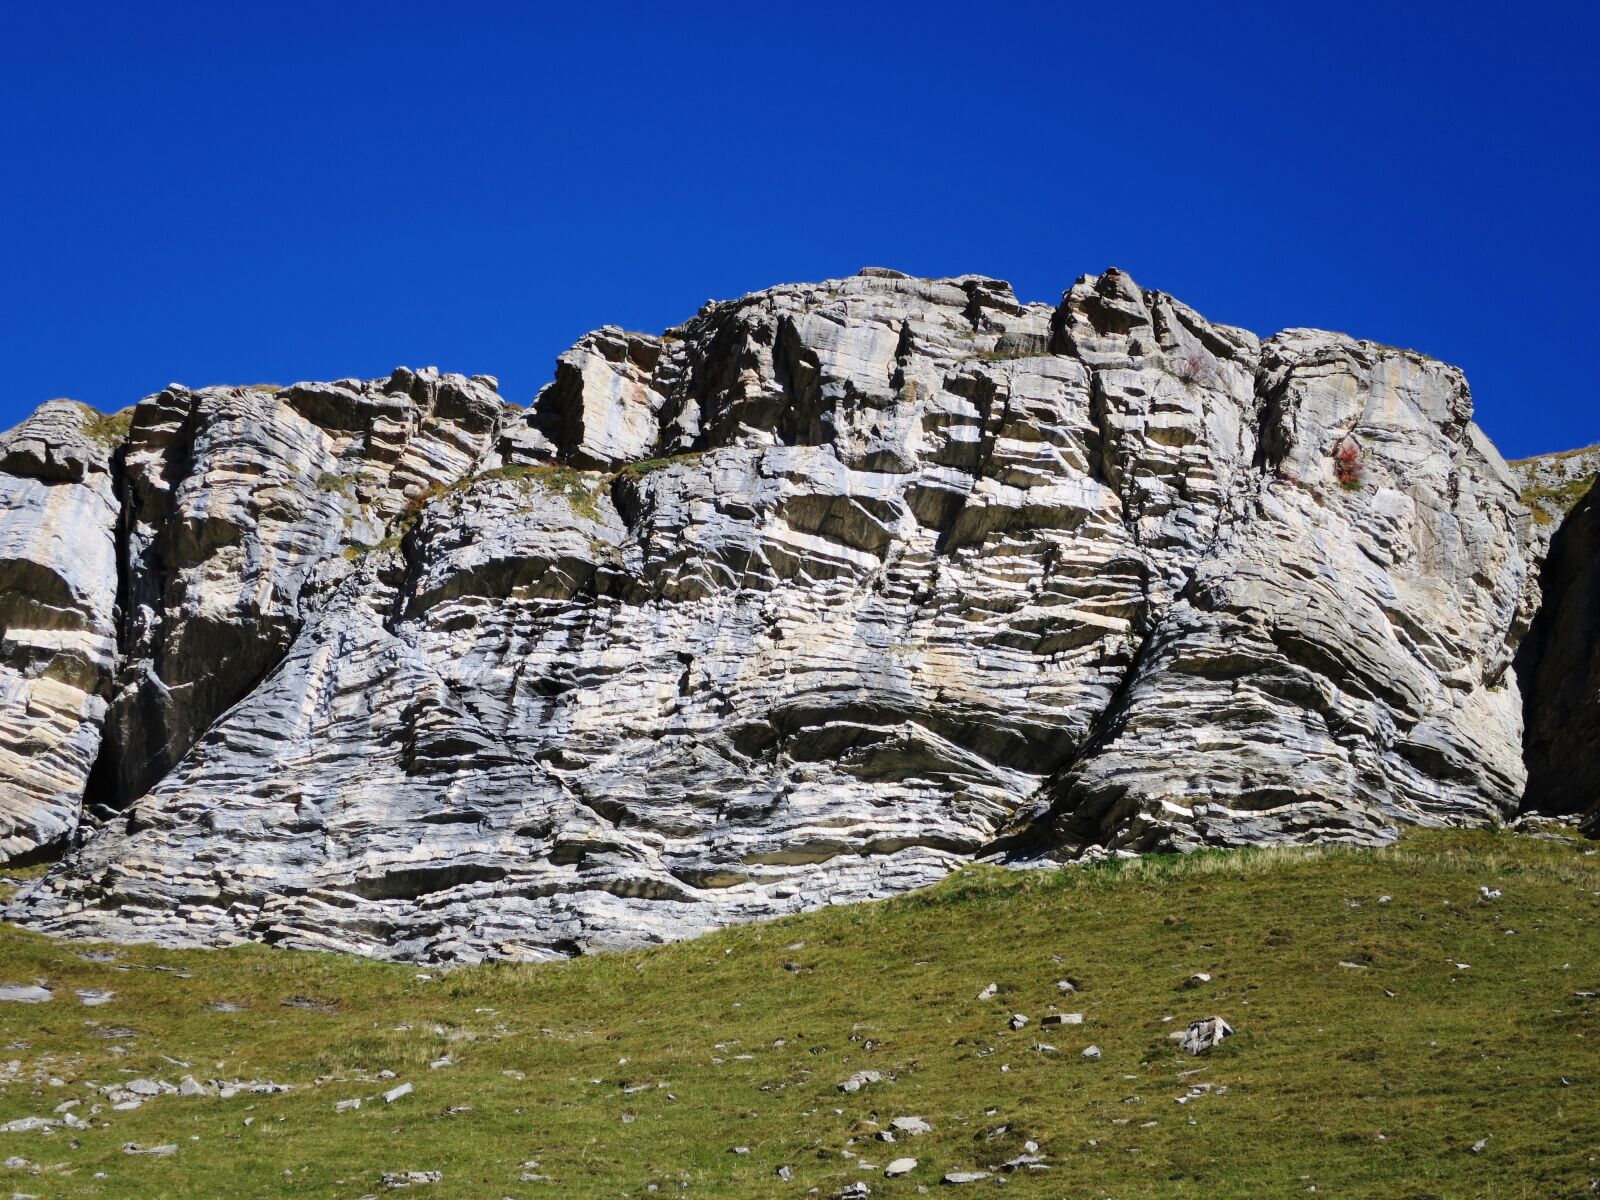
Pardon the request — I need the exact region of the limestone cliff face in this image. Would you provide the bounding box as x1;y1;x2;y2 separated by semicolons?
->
0;269;1555;960
0;403;122;860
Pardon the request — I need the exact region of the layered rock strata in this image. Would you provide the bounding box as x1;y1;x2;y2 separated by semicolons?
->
0;268;1551;960
0;403;123;860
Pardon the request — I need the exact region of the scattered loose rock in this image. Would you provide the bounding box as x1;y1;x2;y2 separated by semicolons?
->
382;1170;442;1188
837;1070;884;1094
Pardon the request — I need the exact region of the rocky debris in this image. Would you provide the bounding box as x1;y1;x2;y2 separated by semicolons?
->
1008;1014;1028;1030
0;268;1561;962
885;1158;917;1177
976;985;998;1002
1041;1013;1082;1026
890;1116;932;1135
0;1118;52;1134
1176;1081;1227;1104
942;1170;992;1185
74;989;113;1007
1182;973;1211;988
0;987;50;1004
1479;885;1502;900
121;1143;177;1156
382;1171;442;1188
383;1082;414;1103
213;1079;290;1099
1179;1016;1234;1055
1000;1150;1048;1172
837;1070;884;1094
1082;1045;1102;1060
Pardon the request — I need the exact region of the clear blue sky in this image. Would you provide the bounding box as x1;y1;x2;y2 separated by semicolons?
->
3;2;1594;458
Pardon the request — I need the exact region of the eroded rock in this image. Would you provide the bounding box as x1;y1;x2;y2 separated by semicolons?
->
0;268;1553;962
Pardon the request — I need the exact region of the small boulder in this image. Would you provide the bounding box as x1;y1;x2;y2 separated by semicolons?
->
942;1170;992;1184
885;1157;917;1177
381;1170;442;1188
383;1082;414;1104
837;1070;884;1094
1178;1017;1233;1056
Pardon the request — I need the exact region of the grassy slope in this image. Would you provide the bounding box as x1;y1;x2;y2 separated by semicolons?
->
0;829;1595;1199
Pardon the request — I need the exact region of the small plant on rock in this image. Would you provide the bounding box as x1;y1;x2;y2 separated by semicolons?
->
1175;352;1211;388
1334;440;1363;492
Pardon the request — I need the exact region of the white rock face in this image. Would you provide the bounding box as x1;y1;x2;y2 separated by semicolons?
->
0;268;1546;961
0;402;122;860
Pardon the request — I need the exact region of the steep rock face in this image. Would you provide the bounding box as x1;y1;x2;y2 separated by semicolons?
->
1011;328;1529;851
3;269;1539;961
0;403;123;859
91;370;504;809
1516;480;1600;830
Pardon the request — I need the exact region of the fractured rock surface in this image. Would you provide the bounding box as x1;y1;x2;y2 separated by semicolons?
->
0;267;1560;961
0;402;122;860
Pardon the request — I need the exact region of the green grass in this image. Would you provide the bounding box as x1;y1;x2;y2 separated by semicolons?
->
1521;475;1594;526
615;451;703;482
74;406;132;450
3;829;1593;1197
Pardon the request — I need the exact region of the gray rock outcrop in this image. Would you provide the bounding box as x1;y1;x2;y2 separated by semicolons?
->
0;402;123;860
1509;444;1600;562
0;268;1560;961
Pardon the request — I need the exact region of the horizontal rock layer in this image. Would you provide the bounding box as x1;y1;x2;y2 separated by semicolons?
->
0;267;1570;961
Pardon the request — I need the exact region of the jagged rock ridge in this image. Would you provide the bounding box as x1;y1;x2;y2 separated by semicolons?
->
0;267;1564;961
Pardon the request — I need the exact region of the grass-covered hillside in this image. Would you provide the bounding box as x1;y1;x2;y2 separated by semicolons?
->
0;828;1596;1199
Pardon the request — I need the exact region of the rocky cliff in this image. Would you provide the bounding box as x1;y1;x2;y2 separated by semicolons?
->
0;268;1584;962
